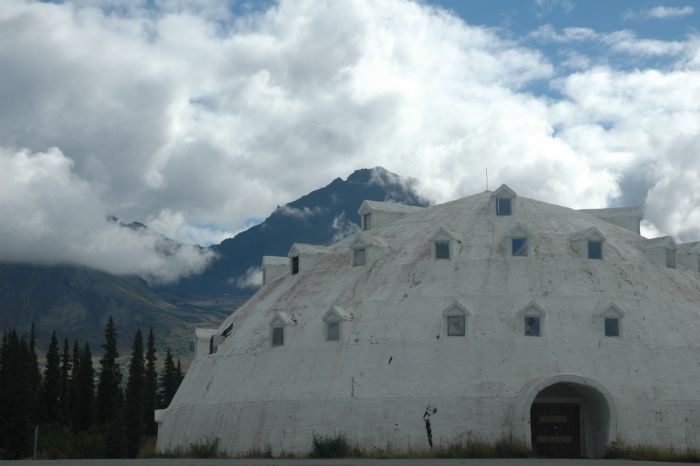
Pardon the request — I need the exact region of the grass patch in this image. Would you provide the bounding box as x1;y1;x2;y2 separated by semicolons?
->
145;436;229;459
311;432;351;458
308;433;531;459
606;440;700;463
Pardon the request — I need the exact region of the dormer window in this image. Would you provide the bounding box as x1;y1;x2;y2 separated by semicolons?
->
271;326;284;346
505;224;532;258
442;301;470;337
493;184;516;216
642;236;676;269
326;320;340;341
588;240;603;260
572;227;606;261
353;247;366;266
291;256;299;275
435;241;450;259
518;302;546;337
270;311;296;348
447;315;465;336
430;226;459;261
524;316;541;336
497;198;512;216
322;306;351;342
512;237;528;257
666;249;676;268
349;233;387;267
362;213;371;231
602;304;624;338
604;318;619;337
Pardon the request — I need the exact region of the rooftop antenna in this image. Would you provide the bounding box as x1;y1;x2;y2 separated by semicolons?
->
485;168;489;191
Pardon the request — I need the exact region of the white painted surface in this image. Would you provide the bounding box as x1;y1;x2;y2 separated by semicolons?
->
157;190;700;457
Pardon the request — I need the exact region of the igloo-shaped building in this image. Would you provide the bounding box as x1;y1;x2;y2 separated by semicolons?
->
156;186;700;458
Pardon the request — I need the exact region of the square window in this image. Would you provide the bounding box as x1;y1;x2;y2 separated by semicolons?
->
271;326;284;346
588;240;602;260
524;316;540;336
447;315;466;336
604;318;619;337
512;238;528;256
353;248;366;266
326;321;340;341
665;249;676;268
435;241;450;259
291;256;299;275
497;198;512;216
363;213;371;231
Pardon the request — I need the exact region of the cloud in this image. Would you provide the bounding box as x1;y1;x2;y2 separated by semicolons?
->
233;266;263;289
531;25;686;57
275;205;325;219
330;213;361;243
624;5;694;20
535;0;575;15
0;0;699;275
0;147;214;283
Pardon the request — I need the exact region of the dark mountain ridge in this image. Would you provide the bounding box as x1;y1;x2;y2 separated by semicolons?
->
157;167;428;298
0;167;428;353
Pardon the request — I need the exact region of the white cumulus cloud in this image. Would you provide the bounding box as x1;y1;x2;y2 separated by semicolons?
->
0;0;699;277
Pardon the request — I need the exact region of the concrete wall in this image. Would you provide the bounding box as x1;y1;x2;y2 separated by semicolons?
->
158;193;700;457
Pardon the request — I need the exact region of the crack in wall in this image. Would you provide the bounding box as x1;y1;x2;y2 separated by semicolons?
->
423;404;437;448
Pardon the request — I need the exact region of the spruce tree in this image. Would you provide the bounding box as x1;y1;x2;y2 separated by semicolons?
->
105;391;127;458
0;331;8;455
28;323;41;429
59;338;71;423
0;331;36;458
176;359;184;386
75;342;94;431
159;348;175;408
143;328;158;436
41;331;61;423
125;329;145;457
97;317;121;426
68;339;81;431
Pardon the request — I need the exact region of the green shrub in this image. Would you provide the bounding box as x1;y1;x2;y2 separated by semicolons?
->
311;432;350;458
36;424;106;459
188;437;221;458
137;437;157;458
606;440;700;463
149;436;227;458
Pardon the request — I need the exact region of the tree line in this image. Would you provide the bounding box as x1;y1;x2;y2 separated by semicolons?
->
0;318;183;459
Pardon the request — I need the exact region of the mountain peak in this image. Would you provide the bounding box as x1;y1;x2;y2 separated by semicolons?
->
160;167;429;298
346;166;391;184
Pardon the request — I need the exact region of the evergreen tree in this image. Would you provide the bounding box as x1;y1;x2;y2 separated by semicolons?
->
0;330;37;458
143;328;158;436
75;342;94;431
176;359;184;385
28;323;41;429
159;348;175;408
97;317;121;426
59;338;71;423
41;331;61;423
68;339;81;431
124;329;145;457
105;391;127;458
0;331;7;455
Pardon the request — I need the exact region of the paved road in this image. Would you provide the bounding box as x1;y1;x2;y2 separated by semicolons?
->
2;459;697;466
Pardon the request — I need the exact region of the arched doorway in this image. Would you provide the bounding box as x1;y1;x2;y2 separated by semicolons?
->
512;375;616;458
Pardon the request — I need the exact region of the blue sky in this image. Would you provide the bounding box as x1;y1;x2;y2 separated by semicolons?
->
430;0;698;95
0;0;699;281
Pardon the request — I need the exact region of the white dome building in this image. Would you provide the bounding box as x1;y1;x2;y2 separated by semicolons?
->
156;186;700;458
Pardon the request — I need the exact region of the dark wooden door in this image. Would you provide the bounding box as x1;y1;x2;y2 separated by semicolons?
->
530;402;581;458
